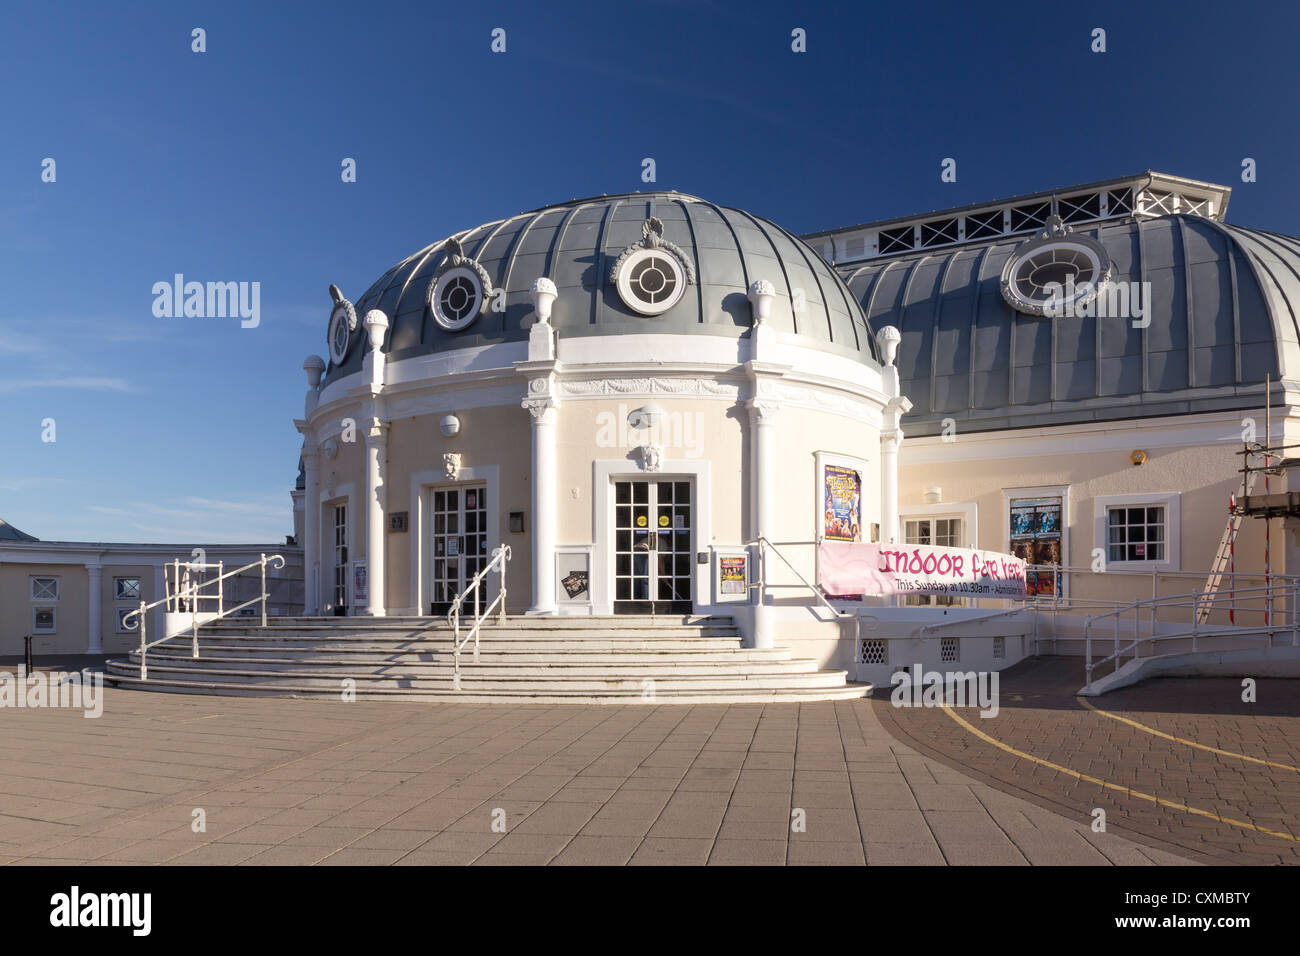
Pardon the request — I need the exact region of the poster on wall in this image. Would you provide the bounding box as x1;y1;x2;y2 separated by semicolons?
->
353;559;368;605
555;550;592;605
823;464;863;542
1009;496;1063;597
819;542;1027;600
720;556;747;595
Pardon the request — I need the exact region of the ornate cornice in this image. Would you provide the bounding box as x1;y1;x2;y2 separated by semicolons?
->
560;377;737;398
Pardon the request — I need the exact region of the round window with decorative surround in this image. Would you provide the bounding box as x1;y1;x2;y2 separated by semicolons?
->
1000;223;1112;317
616;247;686;315
430;266;486;331
327;302;354;364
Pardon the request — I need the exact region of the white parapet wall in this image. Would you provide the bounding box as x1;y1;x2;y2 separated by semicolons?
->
853;607;1037;687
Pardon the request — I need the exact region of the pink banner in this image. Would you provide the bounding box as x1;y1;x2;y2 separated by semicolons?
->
819;542;1027;600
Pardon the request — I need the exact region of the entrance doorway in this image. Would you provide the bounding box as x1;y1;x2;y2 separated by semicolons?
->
613;478;693;614
429;484;488;615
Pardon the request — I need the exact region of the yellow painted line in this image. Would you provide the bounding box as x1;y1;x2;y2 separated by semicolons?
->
938;704;1300;844
1077;697;1300;774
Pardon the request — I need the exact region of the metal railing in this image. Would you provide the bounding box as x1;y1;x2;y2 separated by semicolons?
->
448;545;511;690
1082;581;1300;691
123;554;285;680
749;538;849;618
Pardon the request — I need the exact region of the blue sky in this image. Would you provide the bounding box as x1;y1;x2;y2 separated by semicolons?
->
2;0;1297;542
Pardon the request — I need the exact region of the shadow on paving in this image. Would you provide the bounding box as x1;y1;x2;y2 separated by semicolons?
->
872;656;1300;866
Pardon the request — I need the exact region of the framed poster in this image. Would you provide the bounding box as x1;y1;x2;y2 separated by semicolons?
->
815;452;870;601
1009;495;1063;597
823;464;863;543
352;559;368;606
555;547;594;608
714;550;749;603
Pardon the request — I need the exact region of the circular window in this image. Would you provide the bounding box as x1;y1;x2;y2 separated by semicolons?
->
327;303;354;364
616;248;686;315
430;267;485;331
1001;237;1111;317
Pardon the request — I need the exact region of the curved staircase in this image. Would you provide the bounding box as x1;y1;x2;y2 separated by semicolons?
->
104;615;870;703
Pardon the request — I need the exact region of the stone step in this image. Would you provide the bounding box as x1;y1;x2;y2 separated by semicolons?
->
102;672;872;703
104;660;850;691
128;649;799;668
185;638;747;654
206;615;736;631
200;626;742;640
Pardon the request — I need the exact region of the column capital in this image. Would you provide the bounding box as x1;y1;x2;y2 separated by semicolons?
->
746;399;781;425
524;398;559;425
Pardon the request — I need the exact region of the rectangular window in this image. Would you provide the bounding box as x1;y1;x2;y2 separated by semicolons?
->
33;606;56;632
30;576;59;601
333;504;348;610
903;517;963;606
1107;506;1166;562
114;577;141;601
1009;496;1063;597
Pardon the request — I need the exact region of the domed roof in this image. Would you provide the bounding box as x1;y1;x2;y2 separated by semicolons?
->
837;214;1300;435
0;517;38;542
322;192;879;383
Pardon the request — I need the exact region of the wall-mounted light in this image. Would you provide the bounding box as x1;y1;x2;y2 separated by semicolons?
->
1130;449;1147;466
509;512;525;534
923;486;942;504
627;403;665;430
440;414;461;437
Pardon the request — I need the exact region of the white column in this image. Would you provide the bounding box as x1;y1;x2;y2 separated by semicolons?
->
881;428;902;545
361;310;390;617
748;400;779;649
302;450;320;615
86;563;103;654
525;399;558;614
364;424;388;616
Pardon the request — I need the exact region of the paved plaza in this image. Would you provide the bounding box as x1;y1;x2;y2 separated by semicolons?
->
0;656;1230;866
877;657;1300;866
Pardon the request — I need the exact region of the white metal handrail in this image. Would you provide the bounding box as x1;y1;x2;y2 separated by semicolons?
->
749;538;850;618
123;554;285;680
917;606;1029;639
1083;580;1299;690
448;545;511;691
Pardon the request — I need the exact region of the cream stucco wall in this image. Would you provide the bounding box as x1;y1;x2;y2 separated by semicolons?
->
898;409;1296;627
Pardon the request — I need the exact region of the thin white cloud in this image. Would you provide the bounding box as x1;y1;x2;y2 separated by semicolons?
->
0;376;136;394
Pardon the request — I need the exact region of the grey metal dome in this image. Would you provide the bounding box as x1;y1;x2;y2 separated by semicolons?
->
837;214;1300;435
0;518;38;542
323;192;879;383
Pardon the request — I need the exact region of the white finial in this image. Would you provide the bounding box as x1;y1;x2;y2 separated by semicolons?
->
364;310;389;351
747;279;776;325
530;277;558;323
302;355;325;387
876;325;902;367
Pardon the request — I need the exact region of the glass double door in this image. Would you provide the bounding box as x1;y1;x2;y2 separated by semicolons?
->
430;485;488;615
613;478;693;614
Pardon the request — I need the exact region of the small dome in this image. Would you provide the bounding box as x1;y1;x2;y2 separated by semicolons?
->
322;192;878;384
839;214;1300;434
0;517;38;542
